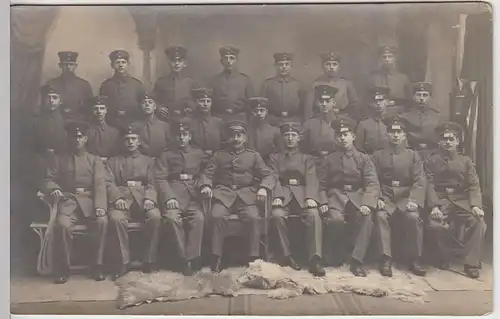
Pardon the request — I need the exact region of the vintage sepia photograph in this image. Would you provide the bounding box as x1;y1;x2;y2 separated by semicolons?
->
10;1;493;316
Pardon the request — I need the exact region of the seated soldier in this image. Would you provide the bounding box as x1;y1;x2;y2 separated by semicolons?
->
188;87;225;156
155;119;208;276
106;125;162;279
199;120;277;273
268;121;325;276
319;118;379;277
132;91;172;158
41;121;107;284
354;86;390;154
425;122;486;279
371;115;426;277
247;97;283;163
85;95;120;161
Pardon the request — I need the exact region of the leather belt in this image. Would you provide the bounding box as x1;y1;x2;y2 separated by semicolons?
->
280;177;305;186
170;174;194;181
331;183;361;192
382;180;407;187
75;187;90;194
436;186;466;194
313;150;330;157
100;157;108;162
218;183;252;190
126;181;143;187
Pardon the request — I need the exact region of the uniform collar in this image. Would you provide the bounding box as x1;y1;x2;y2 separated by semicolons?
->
315;110;336;123
230;147;246;155
126;150;142;158
169;70;187;79
72;148;86;157
93;120;108;129
285;148;299;156
112;73;131;82
389;143;405;154
277;74;292;83
341;147;355;157
223;68;239;78
318;73;339;81
179;145;191;153
439;148;458;160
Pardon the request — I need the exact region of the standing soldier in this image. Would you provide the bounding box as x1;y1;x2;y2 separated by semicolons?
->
425;122;486;279
153;46;199;122
319;118;379;276
354;86;390;154
100;50;146;127
210;46;254;121
260;53;308;124
307;52;359;121
106;125;162;279
41;121;108;284
199;120;276;273
85;96;120;161
401;82;441;159
368;45;412;115
247;97;283;163
268;121;325;276
371;115;426;277
155;119;208;276
131;92;172;158
188;88;225;156
44;51;94;120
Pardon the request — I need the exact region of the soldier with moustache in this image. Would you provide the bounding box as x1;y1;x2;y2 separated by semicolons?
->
354;86;390;154
210;46;255;122
199;120;277;273
371;115;427;277
131;92;173;159
155;119;209;276
99;50;146;127
154;46;199;122
85;96;120;161
268;121;325;276
401;82;441;160
188;88;225;156
246;97;283;163
41;121;108;284
105;125;163;279
260;53;308;124
425;122;486;279
319;118;380;276
44;51;94;121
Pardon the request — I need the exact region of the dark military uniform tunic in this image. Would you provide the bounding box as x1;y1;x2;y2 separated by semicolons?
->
86;122;121;159
260;75;307;122
188;114;225;154
131;117;172;158
371;146;426;260
106;151;162;266
401;105;441;156
153;72;199;119
247;120;283;163
199;148;276;257
368;69;412;107
354;117;389;154
155;145;208;261
210;69;254;120
301;112;337;157
45;74;94;120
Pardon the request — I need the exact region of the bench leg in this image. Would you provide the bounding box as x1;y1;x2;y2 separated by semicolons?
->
31;227;47;275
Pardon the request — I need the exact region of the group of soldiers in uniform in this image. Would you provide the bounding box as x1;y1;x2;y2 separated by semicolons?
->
28;43;487;285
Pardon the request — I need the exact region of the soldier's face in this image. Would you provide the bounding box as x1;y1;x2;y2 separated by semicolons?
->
413;91;431;105
439;134;459;152
387;129;406;145
71;135;88;150
323;61;339;75
92;104;107;121
112;59;129;74
253;107;268;120
221;54;237;70
169;59;187;73
317;97;335;114
283;131;300;148
178;130;191;147
230;131;247;149
276;61;292;76
335;131;355;149
196;97;212;113
59;62;77;74
124;134;140;152
370;97;388;113
381;53;396;67
44;93;62;111
141;98;157;115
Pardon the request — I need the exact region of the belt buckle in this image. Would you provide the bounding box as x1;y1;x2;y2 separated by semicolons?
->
289;179;298;186
127;181;138;187
419;143;428;149
174;110;181;115
231;185;238;190
445;188;455;194
320;151;329;157
76;188;85;193
281;111;288;117
227;109;234;114
391;180;400;187
180;174;190;181
344;185;352;192
100;157;108;162
206;150;213;155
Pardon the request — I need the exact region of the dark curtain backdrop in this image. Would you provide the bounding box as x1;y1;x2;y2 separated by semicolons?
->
461;12;493;202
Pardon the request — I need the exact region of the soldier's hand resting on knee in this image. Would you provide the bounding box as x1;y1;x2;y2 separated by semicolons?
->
95;208;106;217
166;199;180;209
305;199;318;208
359;205;371;216
200;186;212;199
319;204;329;214
472;206;484;219
272;198;283;207
115;198;128;210
256;188;267;202
406;201;418;212
144;199;156;211
430;206;443;220
376;199;386;210
50;189;63;199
